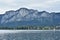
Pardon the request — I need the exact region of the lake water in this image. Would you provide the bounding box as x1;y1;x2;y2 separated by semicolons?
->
0;30;60;40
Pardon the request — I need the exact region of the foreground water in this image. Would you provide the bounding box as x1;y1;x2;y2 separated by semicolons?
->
0;30;60;40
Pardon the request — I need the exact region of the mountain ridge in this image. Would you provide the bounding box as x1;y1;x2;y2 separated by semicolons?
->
0;8;60;27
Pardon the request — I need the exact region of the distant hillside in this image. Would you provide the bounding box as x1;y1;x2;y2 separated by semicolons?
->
0;8;60;29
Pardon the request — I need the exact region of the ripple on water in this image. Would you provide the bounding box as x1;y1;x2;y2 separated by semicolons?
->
0;30;60;40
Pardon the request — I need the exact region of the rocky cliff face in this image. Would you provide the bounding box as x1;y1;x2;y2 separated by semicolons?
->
0;8;60;27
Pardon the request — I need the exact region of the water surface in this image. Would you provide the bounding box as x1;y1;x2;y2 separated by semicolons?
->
0;30;60;40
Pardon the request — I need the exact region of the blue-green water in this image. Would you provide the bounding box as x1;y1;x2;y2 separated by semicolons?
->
0;30;60;40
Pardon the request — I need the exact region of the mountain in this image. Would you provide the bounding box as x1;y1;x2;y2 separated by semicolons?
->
0;8;60;27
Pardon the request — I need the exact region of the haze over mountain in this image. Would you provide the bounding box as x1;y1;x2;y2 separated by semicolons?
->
0;8;60;27
0;0;60;14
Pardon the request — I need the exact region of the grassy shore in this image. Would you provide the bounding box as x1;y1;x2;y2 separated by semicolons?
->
0;26;59;30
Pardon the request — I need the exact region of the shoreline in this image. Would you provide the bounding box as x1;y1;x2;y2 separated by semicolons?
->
0;30;60;34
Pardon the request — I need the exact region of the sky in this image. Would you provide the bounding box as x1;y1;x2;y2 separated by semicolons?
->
0;0;60;14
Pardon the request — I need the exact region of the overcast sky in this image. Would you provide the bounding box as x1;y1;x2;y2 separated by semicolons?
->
0;0;60;14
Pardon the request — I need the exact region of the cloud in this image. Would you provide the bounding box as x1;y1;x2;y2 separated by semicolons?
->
0;0;14;4
0;0;60;14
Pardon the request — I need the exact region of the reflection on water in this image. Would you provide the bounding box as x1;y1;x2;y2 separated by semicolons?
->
0;30;60;40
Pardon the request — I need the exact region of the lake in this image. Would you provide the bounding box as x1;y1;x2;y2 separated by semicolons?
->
0;30;60;40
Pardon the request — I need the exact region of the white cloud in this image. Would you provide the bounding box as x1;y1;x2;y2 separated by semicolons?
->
0;0;14;4
44;0;60;5
0;0;60;14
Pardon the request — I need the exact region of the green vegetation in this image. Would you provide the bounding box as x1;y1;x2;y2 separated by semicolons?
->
0;26;58;30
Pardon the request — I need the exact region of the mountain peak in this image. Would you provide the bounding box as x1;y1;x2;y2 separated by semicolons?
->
0;8;60;27
17;8;29;11
18;8;29;17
